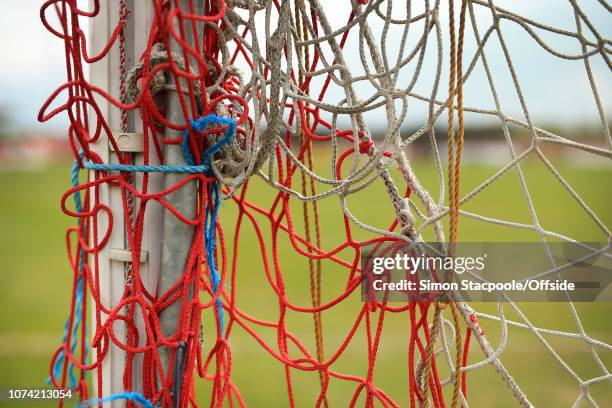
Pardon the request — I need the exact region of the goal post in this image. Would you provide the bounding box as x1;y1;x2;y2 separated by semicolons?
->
88;0;162;402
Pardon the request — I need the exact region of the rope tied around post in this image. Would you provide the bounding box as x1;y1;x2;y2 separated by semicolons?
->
182;114;237;334
77;114;235;406
181;114;237;173
81;114;236;175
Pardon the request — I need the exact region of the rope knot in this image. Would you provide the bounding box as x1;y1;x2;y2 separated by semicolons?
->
469;313;485;335
358;140;374;154
181;114;237;175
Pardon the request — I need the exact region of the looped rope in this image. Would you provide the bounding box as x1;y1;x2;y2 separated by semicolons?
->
48;155;88;389
79;391;155;408
125;43;251;187
182;114;236;171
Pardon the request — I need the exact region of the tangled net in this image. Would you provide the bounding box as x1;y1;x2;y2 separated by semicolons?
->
39;0;611;407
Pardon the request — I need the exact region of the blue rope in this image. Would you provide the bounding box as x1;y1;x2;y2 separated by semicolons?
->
205;183;224;333
182;115;235;333
182;114;236;169
48;156;87;388
78;392;155;408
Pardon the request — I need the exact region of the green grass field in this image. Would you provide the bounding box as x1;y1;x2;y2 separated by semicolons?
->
0;157;610;407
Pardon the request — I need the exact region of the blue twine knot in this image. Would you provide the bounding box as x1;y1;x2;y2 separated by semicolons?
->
181;114;236;174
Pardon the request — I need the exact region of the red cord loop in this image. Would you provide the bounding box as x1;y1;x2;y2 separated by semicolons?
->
358;140;374;154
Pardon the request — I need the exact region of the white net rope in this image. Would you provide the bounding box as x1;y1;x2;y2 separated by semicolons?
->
213;0;611;406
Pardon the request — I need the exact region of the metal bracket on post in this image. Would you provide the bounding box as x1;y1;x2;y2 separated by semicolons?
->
110;132;145;153
109;248;149;263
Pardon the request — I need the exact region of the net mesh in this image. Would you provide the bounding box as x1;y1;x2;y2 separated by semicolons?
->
39;0;611;407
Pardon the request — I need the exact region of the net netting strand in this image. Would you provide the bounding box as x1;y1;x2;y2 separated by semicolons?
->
38;0;612;407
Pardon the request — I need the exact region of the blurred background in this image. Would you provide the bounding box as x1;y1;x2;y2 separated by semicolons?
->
0;1;610;407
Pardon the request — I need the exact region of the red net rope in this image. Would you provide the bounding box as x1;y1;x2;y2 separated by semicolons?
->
39;1;476;407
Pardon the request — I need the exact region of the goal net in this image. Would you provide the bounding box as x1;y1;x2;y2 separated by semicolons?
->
39;0;611;407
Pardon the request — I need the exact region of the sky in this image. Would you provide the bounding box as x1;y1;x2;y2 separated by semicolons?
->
0;0;610;133
0;1;70;132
